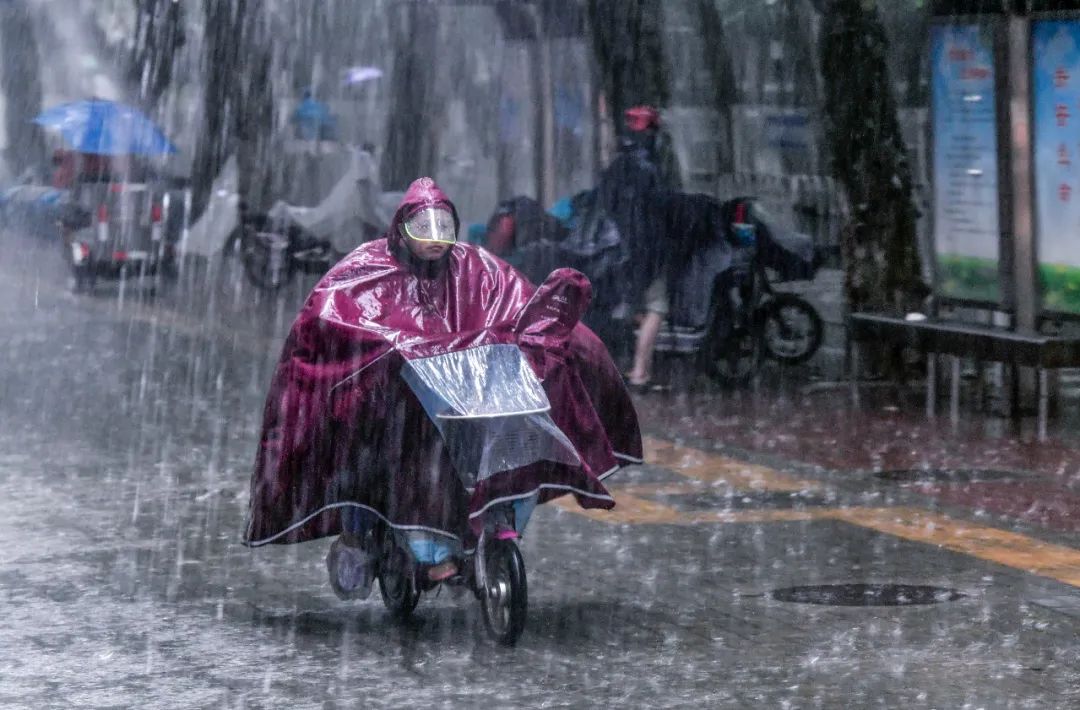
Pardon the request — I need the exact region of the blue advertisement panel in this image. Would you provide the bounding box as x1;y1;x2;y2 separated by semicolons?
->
1033;20;1080;315
931;23;1001;303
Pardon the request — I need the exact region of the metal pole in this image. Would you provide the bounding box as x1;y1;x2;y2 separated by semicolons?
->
525;5;556;207
539;33;557;206
849;340;860;407
179;187;192;278
586;7;602;181
950;354;961;426
1038;367;1048;441
998;12;1039;421
1006;14;1037;333
926;353;937;418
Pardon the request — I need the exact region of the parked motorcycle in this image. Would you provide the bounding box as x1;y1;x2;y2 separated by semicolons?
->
225;147;399;290
498;193;825;386
238;213;380;291
653;197;823;384
659;243;823;386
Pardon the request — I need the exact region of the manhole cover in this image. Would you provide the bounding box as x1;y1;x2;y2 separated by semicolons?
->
874;468;1021;484
771;583;964;606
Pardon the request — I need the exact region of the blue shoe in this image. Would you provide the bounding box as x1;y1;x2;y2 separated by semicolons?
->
326;535;375;601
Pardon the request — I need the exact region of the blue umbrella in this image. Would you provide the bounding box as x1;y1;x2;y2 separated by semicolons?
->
33;99;177;156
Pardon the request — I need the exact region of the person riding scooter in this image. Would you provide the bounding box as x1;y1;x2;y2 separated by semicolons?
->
243;177;642;600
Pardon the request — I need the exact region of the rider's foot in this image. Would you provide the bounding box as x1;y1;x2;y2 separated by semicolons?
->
326;534;375;601
427;560;458;582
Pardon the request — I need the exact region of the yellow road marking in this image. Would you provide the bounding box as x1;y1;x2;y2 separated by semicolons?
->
553;492;826;526
554;492;693;525
830;507;1080;588
681;509;823;525
642;436;819;493
559;497;1080;588
571;439;1080;588
610;481;710;497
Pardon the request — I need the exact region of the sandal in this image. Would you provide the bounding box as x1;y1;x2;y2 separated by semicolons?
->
626;379;660;395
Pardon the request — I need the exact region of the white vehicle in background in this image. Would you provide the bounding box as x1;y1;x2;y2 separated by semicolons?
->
63;176;172;292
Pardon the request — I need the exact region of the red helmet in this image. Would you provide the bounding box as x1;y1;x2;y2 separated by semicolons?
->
624;105;661;132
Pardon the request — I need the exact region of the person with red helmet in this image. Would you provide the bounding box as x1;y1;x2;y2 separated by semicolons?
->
624;105;661;133
621;105;680;190
601;105;681;391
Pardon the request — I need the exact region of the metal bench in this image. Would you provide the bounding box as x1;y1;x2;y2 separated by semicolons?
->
848;312;1080;440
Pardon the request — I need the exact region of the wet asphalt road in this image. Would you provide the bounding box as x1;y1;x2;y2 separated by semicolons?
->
1;229;1079;709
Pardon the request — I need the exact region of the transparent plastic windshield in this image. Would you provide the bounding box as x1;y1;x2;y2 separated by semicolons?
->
401;344;581;486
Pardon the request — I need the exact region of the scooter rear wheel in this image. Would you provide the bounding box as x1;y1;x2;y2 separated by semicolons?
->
480;538;527;646
377;530;420;620
240;226;292;292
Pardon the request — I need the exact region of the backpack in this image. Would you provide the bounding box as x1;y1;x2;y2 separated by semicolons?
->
557;190;628;311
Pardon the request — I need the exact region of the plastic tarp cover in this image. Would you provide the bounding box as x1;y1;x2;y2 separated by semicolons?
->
670;239;734;330
182;155;239;257
401;344;581;487
748;202;816;281
267;148;387;254
760;226;815;281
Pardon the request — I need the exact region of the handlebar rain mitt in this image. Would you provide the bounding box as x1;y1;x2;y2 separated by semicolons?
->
513;268;591;345
401;344;581;489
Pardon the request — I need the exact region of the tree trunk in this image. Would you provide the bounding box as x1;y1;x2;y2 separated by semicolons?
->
694;0;737;175
191;0;274;217
127;0;186;107
821;0;926;316
191;0;241;217
821;0;928;376
233;12;275;212
0;3;45;174
380;3;440;191
586;0;670;137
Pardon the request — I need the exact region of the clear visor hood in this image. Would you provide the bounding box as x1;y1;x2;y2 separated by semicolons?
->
403;207;457;244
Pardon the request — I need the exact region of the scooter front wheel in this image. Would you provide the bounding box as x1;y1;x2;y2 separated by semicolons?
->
761;293;823;365
480;537;527;646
